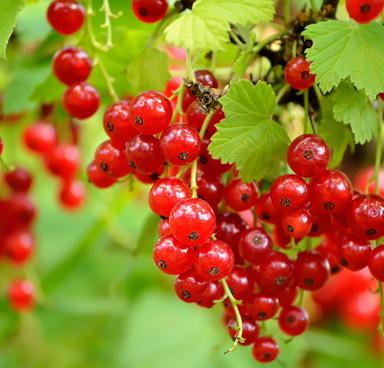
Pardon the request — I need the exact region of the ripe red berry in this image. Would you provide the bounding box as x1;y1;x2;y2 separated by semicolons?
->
169;198;216;247
238;227;273;265
274;285;298;307
149;178;191;217
47;0;85;35
224;179;258;211
158;219;172;237
87;161;117;188
103;102;138;143
198;138;231;175
227;316;260;346
133;166;164;184
174;269;208;303
7;194;37;230
294;251;330;290
63;82;100;119
247;293;279;321
227;267;255;299
196;281;224;308
287;134;330;177
270;174;309;213
5;231;34;264
252;337;279;363
346;0;384;23
216;212;247;248
339;237;372;271
308;215;331;238
8;280;35;311
5;167;33;193
45;144;80;179
284;56;315;90
281;209;312;238
196;174;224;209
53;47;92;86
132;0;168;23
153;235;195;275
255;192;280;224
126;134;164;173
59;179;86;210
130;91;172;134
309;170;352;215
194;240;234;281
368;245;384;281
348;194;384;241
278;306;309;336
23;122;57;154
160;124;201;165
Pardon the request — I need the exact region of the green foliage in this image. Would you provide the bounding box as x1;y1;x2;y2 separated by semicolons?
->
0;0;24;59
303;20;384;99
165;0;274;52
126;48;171;94
332;81;379;144
209;80;290;181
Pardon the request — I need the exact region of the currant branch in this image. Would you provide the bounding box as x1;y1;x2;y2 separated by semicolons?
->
99;0;122;50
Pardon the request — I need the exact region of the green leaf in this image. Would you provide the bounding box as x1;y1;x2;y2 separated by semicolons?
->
332;81;379;144
31;73;65;104
303;20;384;99
0;0;24;59
209;80;290;182
232;49;253;80
318;96;354;167
126;48;171;94
165;0;274;52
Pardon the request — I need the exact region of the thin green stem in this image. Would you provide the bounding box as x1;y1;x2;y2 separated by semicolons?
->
86;0;109;52
303;89;315;134
199;110;215;139
220;278;244;353
374;101;383;194
171;83;185;123
228;29;246;50
252;31;286;54
99;0;121;50
95;56;119;102
276;83;290;103
0;156;10;171
190;160;198;198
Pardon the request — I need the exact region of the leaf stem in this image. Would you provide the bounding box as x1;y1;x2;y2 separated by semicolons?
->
220;278;244;353
171;83;185;123
95;56;119;102
276;83;290;103
304;89;316;134
374;101;383;194
228;29;246;50
199;110;215;139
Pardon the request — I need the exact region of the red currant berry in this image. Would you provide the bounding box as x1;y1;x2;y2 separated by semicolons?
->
63;82;100;119
339;237;371;271
238;227;273;265
8;280;35;311
274;285;298;307
132;0;168;23
59;179;86;210
53;47;92;86
255;192;280;224
309;170;352;215
164;76;182;97
23;122;57;154
196;174;224;209
216;212;247;248
198;138;231;175
224;179;258;212
247;293;279;321
87;161;117;188
194;240;234;281
149;178;191;217
160;124;201;165
281;209;312;238
103;101;138;142
252;337;279;363
196;281;224;308
273;225;292;249
130;91;172;134
47;0;85;35
174;269;208;303
308;215;331;237
126;134;164;173
0;137;3;155
346;0;384;23
158;219;172;237
227;266;255;299
169;198;216;246
368;245;384;281
8;194;37;230
284;56;315;90
287;134;330;177
153;235;195;275
5;231;34;264
278;306;309;336
294;251;330;290
348;194;384;241
133;166;164;184
227;316;260;346
45;144;80;179
5;167;33;193
270;174;309;213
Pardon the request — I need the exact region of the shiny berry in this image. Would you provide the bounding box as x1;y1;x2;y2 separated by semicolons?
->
284;56;315;90
270;174;309;213
274;286;298;307
153;235;195;275
149;178;191;217
281;209;312;238
126;134;164;173
196;174;224;209
5;167;33;193
227;316;259;346
158;219;172;237
346;0;384;23
256;192;280;224
87;161;117;188
8;280;35;311
59;179;85;210
8;194;37;230
130;91;172;134
294;251;330;290
309;170;352;215
368;245;384;281
53;47;92;85
194;240;234;281
160;124;201;165
227;267;255;298
63;82;100;119
216;212;247;248
278;306;309;336
47;0;85;35
5;231;34;264
308;215;331;238
45;144;80;179
174;269;208;303
23;122;57;154
252;337;279;363
287;134;330;177
132;0;168;23
247;293;279;321
339;237;371;271
224;179;258;211
348;194;384;241
238;227;273;265
196;281;224;308
133;166;164;184
169;198;216;247
198;138;231;175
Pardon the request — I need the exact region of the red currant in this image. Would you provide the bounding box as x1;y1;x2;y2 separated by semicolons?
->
247;293;279;321
198;138;231;175
8;280;35;311
284;56;315;90
7;194;37;230
252;337;279;363
339;237;371;271
133;166;164;184
158;219;172;237
255;192;280;224
368;245;384;281
227;316;260;346
227;266;255;299
5;231;34;264
45;144;80;179
132;0;168;23
238;227;273;265
278;306;309;336
5;167;33;193
281;209;312;238
174;269;208;303
87;161;117;188
196;174;224;209
308;215;331;238
224;179;258;211
59;179;86;210
47;0;85;35
346;0;384;23
23;122;57;154
196;281;224;308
